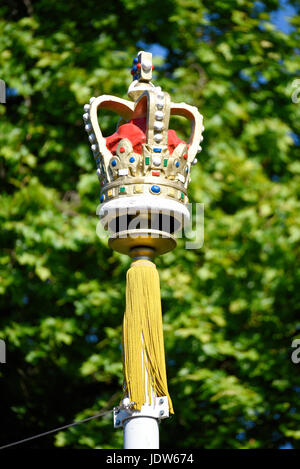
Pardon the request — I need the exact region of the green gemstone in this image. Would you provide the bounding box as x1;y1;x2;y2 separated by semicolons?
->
181;192;184;200
145;156;150;165
164;158;168;167
120;187;126;193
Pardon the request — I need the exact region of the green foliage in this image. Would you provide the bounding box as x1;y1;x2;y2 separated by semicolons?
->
0;0;300;449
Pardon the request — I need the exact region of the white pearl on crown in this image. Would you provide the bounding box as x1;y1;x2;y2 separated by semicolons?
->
152;156;161;166
155;110;163;120
142;60;152;72
154;121;163;131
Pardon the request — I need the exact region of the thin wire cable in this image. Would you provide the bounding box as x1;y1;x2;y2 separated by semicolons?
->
0;408;114;449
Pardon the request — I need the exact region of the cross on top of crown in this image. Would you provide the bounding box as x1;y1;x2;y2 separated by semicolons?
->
130;51;154;83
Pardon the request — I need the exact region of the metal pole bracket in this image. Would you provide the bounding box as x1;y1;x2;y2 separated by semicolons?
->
113;396;169;428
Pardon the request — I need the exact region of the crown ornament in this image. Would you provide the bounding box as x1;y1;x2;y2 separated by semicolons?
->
82;52;205;439
83;51;204;259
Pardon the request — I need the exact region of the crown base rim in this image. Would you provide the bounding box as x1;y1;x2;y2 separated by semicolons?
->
99;195;190;230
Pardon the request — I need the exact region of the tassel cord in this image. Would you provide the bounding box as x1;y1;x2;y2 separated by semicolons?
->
122;259;173;413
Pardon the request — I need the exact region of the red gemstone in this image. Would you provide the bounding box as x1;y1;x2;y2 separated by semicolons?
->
137;63;141;69
184;153;187;160
152;65;155;70
152;170;160;177
120;147;126;153
131;69;134;75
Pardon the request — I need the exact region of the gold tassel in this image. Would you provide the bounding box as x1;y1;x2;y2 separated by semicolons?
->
122;259;174;413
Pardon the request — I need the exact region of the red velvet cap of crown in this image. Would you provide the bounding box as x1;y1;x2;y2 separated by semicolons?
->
105;118;186;155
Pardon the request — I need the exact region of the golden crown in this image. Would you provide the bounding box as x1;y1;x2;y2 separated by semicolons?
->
83;51;204;258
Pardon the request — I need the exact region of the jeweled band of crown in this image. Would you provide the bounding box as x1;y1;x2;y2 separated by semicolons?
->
83;51;204;257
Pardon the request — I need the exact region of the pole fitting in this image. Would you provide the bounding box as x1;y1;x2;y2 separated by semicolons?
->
113;396;170;428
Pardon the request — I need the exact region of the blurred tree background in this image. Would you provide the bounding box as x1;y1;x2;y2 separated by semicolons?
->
0;0;300;449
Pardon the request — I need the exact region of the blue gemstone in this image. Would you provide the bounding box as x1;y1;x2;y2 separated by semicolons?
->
111;160;117;167
129;157;135;163
100;195;104;203
133;57;138;64
153;148;162;153
132;65;137;72
186;167;189;173
151;185;161;194
176;161;179;168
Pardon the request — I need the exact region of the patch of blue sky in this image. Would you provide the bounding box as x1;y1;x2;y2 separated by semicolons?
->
279;442;294;449
137;41;168;58
138;0;297;64
270;0;297;33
